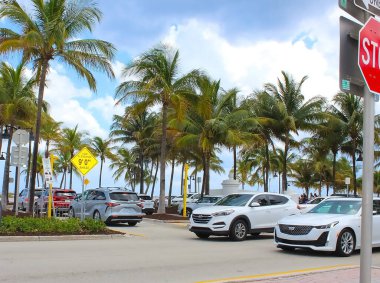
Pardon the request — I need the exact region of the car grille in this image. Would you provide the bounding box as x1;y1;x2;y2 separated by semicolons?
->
279;224;313;235
275;231;329;247
192;214;212;224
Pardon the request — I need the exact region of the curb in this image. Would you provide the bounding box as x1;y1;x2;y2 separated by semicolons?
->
143;217;189;224
0;233;127;242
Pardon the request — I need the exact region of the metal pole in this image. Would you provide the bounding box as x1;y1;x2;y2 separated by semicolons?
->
278;173;281;194
81;174;85;221
360;85;374;283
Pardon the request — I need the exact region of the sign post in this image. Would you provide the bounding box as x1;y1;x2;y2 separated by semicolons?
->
358;15;378;283
182;164;189;217
42;157;53;218
71;147;98;220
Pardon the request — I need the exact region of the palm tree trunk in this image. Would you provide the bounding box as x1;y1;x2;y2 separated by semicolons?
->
29;58;49;213
264;144;270;192
158;103;168;214
60;169;65;188
140;152;144;194
204;151;211;195
150;159;159;198
145;159;155;194
99;158;104;187
69;151;74;189
233;146;237;180
332;151;337;194
0;125;3;153
168;159;175;206
180;162;184;195
282;135;289;192
1;126;14;210
352;145;357;195
195;172;198;193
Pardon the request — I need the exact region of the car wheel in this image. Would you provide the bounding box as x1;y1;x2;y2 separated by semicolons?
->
336;229;355;257
128;221;137;226
20;202;25;211
229;219;248;241
278;245;295;252
93;210;101;221
68;207;75;218
195;233;210;239
145;211;153;215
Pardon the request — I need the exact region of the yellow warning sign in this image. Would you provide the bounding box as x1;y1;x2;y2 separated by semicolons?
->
71;147;98;176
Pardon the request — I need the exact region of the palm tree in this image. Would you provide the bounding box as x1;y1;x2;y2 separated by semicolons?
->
56;125;88;189
0;62;38;210
90;137;115;187
109;148;137;190
265;71;325;191
290;159;316;196
115;46;198;213
330;93;363;195
0;0;116;212
40;117;62;158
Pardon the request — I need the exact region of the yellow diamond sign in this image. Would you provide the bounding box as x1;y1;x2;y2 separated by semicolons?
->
71;147;98;176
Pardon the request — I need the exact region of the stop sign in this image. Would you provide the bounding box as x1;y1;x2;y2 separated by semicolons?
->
358;17;380;95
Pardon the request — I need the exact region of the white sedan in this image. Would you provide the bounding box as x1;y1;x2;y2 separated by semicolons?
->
275;197;380;256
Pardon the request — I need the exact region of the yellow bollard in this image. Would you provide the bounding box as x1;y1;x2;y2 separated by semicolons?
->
183;164;189;217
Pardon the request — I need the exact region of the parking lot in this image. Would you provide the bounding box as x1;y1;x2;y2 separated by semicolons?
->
1;219;380;283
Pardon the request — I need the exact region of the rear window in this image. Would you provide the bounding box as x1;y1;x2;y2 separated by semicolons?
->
35;191;44;197
139;195;152;200
110;192;139;201
55;191;76;197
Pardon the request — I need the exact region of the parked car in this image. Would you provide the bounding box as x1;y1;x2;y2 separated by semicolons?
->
172;193;201;206
68;188;144;225
138;194;155;215
189;192;299;241
18;187;45;211
274;197;380;256
177;196;223;217
297;196;326;213
35;188;76;214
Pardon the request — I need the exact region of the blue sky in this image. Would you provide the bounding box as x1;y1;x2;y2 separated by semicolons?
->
1;0;369;196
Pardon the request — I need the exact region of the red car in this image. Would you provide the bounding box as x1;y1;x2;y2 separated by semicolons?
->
36;188;76;214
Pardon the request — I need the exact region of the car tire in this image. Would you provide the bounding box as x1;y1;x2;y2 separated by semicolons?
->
20;202;25;211
229;219;248;241
278;245;295;252
93;210;101;221
128;221;137;226
145;211;153;215
336;229;355;257
185;208;192;218
195;233;210;239
68;207;75;218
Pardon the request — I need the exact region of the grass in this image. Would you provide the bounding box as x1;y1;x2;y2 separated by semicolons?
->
0;216;108;235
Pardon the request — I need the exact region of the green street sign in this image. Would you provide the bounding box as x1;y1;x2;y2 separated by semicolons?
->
341;0;347;9
342;79;350;91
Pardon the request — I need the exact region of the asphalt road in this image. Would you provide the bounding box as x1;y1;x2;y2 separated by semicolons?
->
1;220;380;283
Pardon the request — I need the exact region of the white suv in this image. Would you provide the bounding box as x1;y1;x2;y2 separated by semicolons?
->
189;192;299;241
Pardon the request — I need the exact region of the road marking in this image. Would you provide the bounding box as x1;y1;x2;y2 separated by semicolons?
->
196;264;356;283
171;223;188;228
125;233;145;237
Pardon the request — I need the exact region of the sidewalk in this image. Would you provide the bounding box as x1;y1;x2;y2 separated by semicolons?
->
219;266;380;283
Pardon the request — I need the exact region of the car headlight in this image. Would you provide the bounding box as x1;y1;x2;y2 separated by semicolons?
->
315;221;339;229
211;209;235;217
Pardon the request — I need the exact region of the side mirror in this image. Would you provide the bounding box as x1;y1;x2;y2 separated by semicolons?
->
250;202;260;208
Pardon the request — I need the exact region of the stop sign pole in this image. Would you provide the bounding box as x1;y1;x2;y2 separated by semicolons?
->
358;15;377;283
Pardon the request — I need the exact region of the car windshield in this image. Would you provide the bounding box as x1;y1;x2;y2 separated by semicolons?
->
308;199;361;215
215;194;254;207
308;198;324;204
110;192;139;201
139;195;152;200
35;191;44;197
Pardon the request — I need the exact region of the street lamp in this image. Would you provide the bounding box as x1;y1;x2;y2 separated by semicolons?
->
357;151;363;162
0;152;6;161
273;172;281;194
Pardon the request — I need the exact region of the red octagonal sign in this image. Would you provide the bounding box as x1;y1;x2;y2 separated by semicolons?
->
359;17;380;95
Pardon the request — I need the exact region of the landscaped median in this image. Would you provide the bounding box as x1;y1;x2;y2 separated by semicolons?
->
0;216;124;240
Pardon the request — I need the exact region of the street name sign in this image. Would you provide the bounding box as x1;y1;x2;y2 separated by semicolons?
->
71;147;98;176
340;0;368;23
355;0;380;16
358;17;380;95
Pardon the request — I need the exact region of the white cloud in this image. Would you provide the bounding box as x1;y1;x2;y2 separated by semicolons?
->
88;96;124;124
111;60;127;83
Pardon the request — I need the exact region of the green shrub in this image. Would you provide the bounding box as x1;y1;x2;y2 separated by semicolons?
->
0;216;107;235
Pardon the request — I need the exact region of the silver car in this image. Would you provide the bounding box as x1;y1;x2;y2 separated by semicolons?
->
68;188;144;226
18;187;45;211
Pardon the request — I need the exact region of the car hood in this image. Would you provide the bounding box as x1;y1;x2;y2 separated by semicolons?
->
193;206;241;214
278;213;353;225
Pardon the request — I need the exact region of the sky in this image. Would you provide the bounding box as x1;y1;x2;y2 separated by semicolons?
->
0;0;373;196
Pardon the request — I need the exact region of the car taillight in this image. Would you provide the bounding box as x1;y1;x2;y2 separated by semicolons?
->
24;198;29;202
105;202;120;207
137;202;143;208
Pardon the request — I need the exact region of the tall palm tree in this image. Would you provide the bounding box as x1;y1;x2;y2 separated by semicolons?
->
109;148;137;190
289;159;316;196
0;0;116;212
0;62;38;210
330;93;363;195
90;137;115;187
40;117;62;158
115;46;198;213
265;71;325;191
56;125;88;189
